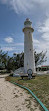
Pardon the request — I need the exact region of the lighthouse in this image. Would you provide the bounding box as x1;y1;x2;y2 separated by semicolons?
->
23;18;36;74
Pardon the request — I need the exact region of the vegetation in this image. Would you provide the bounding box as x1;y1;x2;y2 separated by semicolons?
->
0;48;47;72
5;75;49;110
34;51;47;67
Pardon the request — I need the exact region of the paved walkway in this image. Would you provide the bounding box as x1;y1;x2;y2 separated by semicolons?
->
0;74;41;111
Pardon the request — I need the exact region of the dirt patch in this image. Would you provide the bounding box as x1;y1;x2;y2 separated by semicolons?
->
0;75;41;111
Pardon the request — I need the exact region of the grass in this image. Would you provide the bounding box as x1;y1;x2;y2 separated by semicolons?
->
5;74;49;110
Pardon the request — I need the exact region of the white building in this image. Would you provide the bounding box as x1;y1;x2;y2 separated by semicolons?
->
23;18;36;74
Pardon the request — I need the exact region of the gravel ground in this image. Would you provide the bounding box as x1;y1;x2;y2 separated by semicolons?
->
0;74;41;111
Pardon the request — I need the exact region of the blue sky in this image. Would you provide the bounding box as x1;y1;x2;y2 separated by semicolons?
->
0;0;49;65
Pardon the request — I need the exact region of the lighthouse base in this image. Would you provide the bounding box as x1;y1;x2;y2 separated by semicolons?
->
13;67;36;77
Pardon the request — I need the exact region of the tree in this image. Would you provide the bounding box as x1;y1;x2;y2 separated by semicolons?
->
13;51;47;69
6;57;15;71
34;51;47;67
0;48;47;71
13;52;24;69
0;49;8;69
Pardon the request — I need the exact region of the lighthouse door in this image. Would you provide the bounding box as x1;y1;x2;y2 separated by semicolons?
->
27;69;33;79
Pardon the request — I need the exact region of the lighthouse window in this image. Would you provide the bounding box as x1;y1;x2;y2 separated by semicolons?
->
27;63;28;65
30;49;31;51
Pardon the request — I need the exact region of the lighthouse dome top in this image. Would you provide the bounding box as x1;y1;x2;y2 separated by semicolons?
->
23;18;34;32
26;18;30;21
24;18;32;28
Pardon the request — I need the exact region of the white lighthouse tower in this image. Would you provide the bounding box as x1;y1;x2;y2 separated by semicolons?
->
23;18;36;74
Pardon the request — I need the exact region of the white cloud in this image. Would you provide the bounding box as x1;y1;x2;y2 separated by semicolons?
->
0;0;34;14
1;46;23;54
1;46;20;52
32;38;49;65
3;43;24;47
38;18;49;33
37;17;49;41
36;16;49;65
4;37;14;43
15;43;24;46
0;0;7;4
0;0;49;14
1;42;24;52
2;47;14;51
42;33;49;41
33;39;40;44
34;0;49;4
33;38;49;53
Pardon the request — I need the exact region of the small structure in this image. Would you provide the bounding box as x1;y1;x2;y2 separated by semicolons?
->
36;66;49;71
23;18;36;74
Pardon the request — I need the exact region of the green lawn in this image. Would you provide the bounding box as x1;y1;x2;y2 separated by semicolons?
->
5;74;49;110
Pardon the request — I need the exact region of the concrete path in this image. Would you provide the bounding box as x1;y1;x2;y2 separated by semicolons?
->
0;74;41;111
